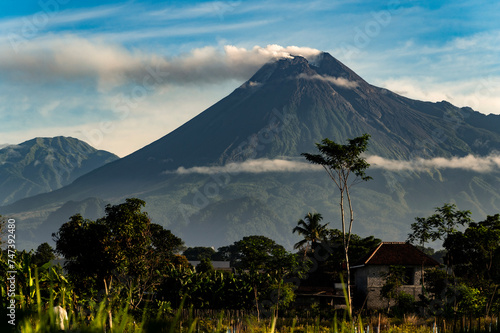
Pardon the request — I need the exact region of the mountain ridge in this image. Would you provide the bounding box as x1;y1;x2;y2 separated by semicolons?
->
0;136;119;206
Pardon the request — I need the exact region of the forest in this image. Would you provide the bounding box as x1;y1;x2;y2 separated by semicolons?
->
1;197;500;332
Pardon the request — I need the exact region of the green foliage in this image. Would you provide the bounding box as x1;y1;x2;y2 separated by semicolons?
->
215;235;308;318
183;246;216;260
381;265;408;303
157;265;254;310
302;134;372;183
293;212;329;252
380;265;419;316
32;242;55;266
325;229;381;267
415;246;446;264
457;284;487;317
217;235;285;271
422;267;455;299
157;237;307;313
445;214;500;284
1;249;70;309
408;203;472;246
394;292;416;315
53;198;186;309
195;258;214;273
413;208;500;319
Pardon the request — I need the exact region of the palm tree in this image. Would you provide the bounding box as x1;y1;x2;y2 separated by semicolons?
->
293;212;329;254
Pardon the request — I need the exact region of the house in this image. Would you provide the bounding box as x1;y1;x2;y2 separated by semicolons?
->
351;242;440;310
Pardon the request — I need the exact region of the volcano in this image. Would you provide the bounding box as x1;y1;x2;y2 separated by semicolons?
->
3;52;500;250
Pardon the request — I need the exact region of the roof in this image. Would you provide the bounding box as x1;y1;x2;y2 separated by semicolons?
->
352;242;440;268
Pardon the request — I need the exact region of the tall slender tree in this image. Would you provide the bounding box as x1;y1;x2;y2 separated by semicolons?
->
293;212;329;254
302;134;371;315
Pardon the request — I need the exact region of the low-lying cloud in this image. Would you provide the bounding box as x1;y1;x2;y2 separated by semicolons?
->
367;154;500;173
166;158;322;175
166;154;500;176
297;73;359;89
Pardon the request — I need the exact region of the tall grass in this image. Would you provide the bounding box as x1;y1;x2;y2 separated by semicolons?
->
10;278;500;332
10;290;427;333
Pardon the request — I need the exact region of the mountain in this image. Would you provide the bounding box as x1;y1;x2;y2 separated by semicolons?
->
2;53;500;250
0;137;118;205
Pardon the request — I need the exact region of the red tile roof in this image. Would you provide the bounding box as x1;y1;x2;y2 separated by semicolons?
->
353;242;440;267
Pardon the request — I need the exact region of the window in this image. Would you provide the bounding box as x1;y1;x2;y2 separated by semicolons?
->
404;267;415;285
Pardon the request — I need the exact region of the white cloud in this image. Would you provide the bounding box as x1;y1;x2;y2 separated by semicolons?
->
167;153;500;176
378;76;500;115
149;1;243;20
297;73;358;89
367;154;500;173
167;158;322;175
347;30;500;115
0;36;320;91
39;100;61;117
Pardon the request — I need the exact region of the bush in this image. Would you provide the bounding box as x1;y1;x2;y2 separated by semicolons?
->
392;292;416;317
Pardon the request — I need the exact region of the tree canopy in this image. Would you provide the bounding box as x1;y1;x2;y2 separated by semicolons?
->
217;235;287;272
292;212;329;253
53;198;186;308
183;246;216;260
408;203;472;247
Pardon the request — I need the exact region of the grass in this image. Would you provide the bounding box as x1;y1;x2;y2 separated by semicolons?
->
6;276;500;332
13;303;500;333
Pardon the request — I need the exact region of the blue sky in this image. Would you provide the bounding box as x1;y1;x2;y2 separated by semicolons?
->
1;0;499;157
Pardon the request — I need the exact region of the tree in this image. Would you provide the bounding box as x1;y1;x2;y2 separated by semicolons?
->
443;214;500;316
53;198;186;311
292;212;329;254
183;246;216;260
445;214;500;282
408;203;472;273
415;246;446;264
408;203;472;318
302;134;372;314
216;236;306;320
408;203;472;246
32;242;56;266
326;229;381;264
196;257;214;273
380;265;408;312
325;229;381;274
217;235;283;269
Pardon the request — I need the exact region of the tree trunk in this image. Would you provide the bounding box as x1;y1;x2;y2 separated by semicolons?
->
104;277;113;331
274;280;281;319
339;185;351;314
345;186;354;317
345;249;352;316
254;285;260;322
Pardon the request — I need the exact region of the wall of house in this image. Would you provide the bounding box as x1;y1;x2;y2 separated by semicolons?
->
354;265;425;310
